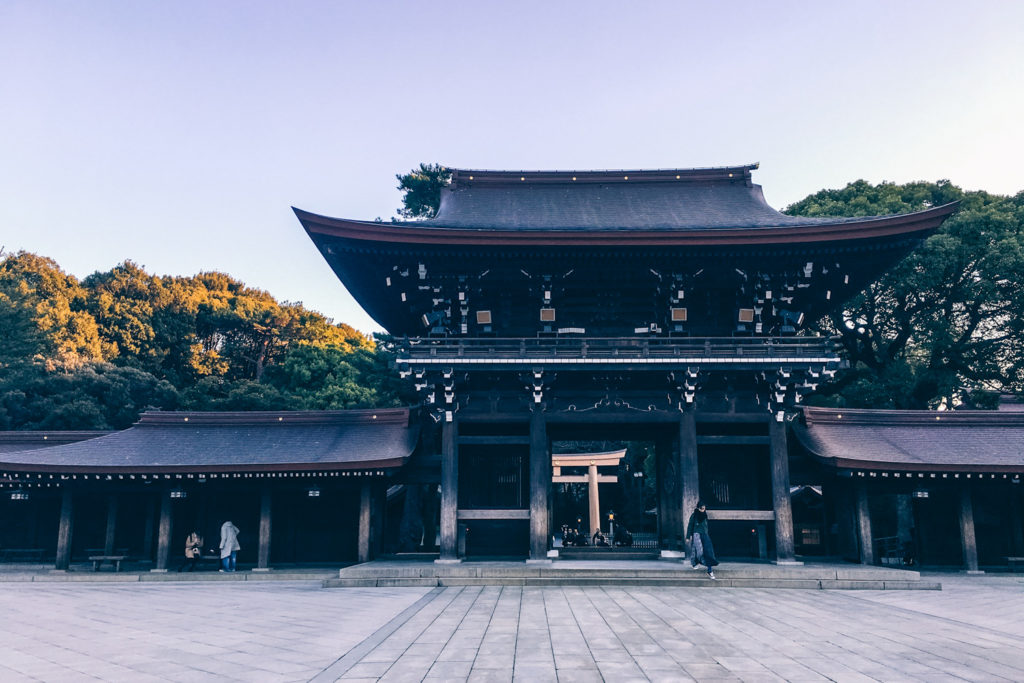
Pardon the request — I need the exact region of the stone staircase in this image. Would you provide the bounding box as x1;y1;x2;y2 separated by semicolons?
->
324;559;940;590
556;547;661;561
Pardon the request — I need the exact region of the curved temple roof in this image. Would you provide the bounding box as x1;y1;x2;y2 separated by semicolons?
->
0;409;419;474
0;431;110;454
793;407;1024;473
295;164;959;246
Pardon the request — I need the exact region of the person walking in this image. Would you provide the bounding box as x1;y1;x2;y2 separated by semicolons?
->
686;501;719;579
219;520;240;572
177;530;203;572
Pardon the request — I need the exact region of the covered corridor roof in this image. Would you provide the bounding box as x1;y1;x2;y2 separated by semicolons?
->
793;407;1024;473
0;409;419;474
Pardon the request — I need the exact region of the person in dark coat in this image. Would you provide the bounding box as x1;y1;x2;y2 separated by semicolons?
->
686;501;719;579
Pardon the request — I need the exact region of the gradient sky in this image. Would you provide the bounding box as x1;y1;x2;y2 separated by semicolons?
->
2;1;1022;334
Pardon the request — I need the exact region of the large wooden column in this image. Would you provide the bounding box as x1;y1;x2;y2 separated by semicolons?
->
959;485;982;573
854;481;874;565
656;436;683;551
142;495;156;562
55;487;75;570
103;494;118;555
679;411;699;558
256;488;272;571
529;408;550;560
1010;487;1024;557
153;489;172;572
371;481;385;558
358;480;373;563
769;418;797;563
438;418;459;562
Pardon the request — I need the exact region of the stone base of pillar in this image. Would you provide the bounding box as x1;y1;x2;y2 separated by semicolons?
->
659;550;685;560
434;558;462;565
48;569;68;574
965;570;986;575
525;558;553;565
251;568;271;573
149;568;168;573
772;559;804;566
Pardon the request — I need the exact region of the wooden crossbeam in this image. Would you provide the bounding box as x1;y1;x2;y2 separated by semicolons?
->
552;475;618;484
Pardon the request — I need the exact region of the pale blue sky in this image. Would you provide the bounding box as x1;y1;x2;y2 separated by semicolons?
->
2;1;1022;334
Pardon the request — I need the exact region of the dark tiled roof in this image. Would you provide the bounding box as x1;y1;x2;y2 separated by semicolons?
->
793;407;1024;472
426;167;866;231
0;432;110;454
0;409;418;473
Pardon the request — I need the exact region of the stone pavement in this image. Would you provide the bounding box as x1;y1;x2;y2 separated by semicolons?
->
0;574;1022;682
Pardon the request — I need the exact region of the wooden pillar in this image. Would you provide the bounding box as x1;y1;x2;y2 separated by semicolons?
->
55;487;74;570
584;464;600;537
830;478;860;561
103;494;118;555
256;488;272;571
529;408;549;560
358;480;372;563
657;436;683;550
142;495;156;562
371;481;385;558
855;481;874;565
438;418;459;562
959;485;981;573
679;411;699;557
153;489;172;572
896;494;914;546
770;418;797;563
1010;486;1024;557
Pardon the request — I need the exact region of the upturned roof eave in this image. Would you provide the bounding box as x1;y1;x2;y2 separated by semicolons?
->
294;202;959;248
0;457;410;475
0;408;418;474
793;407;1024;473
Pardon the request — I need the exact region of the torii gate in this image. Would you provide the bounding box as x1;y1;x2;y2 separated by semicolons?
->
551;449;626;536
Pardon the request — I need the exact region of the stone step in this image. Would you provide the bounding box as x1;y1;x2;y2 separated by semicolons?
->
558;549;660;561
323;575;941;590
338;565;921;581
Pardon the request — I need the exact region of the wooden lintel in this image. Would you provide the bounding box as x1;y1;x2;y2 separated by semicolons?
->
458;435;531;445
697;435;769;445
552;475;618;484
696;413;772;424
457;509;530;520
551;450;627;467
706;510;775;521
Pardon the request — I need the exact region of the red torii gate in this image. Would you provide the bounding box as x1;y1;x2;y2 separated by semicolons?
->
552;449;626;536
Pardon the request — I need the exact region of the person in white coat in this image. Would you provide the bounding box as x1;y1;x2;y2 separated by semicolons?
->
219;521;240;572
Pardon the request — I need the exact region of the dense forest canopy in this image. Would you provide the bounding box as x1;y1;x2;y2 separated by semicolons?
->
0;254;411;430
784;180;1024;409
2;176;1021;430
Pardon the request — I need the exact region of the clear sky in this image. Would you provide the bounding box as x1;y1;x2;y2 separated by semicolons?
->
2;1;1022;334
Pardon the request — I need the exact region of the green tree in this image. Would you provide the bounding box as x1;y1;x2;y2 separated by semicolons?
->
396;163;451;219
264;344;405;409
0;252;408;429
0;363;178;430
0;252;104;370
786;181;1024;409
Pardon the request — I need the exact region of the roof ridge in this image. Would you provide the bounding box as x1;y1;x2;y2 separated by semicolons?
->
137;408;410;426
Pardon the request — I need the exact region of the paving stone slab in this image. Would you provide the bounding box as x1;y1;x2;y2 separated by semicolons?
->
5;575;1024;681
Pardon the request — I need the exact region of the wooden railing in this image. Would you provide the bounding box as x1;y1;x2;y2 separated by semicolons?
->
398;336;840;362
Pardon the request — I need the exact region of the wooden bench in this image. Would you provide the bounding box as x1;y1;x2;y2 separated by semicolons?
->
88;555;127;572
1007;557;1024;572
